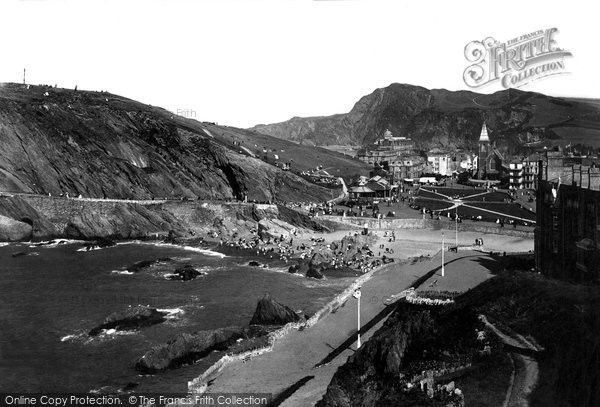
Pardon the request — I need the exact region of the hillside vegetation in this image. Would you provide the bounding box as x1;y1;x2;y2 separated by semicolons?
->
252;84;600;153
319;269;600;407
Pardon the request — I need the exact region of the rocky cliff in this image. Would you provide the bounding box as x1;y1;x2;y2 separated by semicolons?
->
0;82;342;202
252;83;600;154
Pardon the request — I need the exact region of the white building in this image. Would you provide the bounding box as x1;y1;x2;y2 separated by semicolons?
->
426;152;452;176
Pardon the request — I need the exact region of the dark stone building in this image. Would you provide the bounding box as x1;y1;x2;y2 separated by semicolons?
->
536;164;600;281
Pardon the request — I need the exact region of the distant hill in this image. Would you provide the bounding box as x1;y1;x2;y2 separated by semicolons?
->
0;83;368;202
251;83;600;154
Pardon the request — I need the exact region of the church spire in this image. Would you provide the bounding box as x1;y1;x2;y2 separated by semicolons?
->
479;122;490;142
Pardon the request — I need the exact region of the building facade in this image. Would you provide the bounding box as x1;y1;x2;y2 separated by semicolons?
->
508;162;524;189
426;152;452;176
388;157;426;184
357;130;415;166
536;164;600;281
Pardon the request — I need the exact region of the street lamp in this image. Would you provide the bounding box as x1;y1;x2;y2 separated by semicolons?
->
441;232;445;277
455;207;458;249
353;288;362;349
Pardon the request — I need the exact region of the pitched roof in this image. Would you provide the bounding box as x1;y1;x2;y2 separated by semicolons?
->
479;122;490;142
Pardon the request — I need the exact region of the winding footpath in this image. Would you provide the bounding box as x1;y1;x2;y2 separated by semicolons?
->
479;315;542;407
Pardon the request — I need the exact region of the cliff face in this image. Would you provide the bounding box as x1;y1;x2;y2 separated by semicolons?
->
0;83;335;203
251;83;600;153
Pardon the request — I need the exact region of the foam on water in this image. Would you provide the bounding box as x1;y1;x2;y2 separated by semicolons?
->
117;241;227;258
111;269;135;275
60;328;137;344
76;245;106;252
157;307;185;320
30;239;84;248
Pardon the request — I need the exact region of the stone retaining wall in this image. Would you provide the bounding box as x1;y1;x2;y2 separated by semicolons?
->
319;216;534;238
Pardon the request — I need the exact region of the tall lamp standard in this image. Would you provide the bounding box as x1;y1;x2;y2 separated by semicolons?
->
353;289;362;349
455;207;459;249
441;232;445;277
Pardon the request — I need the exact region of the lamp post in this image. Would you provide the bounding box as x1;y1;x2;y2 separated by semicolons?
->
353;289;362;349
441;232;445;277
455;207;458;249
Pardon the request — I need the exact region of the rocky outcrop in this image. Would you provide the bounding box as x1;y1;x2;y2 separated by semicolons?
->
12;251;39;258
0;214;32;241
0;196;57;241
249;294;301;326
251;84;600;153
89;306;168;336
306;266;324;279
126;258;172;273
81;238;116;251
167;264;203;281
317;304;465;407
135;326;246;373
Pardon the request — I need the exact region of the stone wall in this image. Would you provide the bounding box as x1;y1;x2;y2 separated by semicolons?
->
319;215;534;238
18;195;138;233
18;195;280;236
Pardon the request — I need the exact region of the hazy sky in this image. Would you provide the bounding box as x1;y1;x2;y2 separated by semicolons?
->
1;0;598;128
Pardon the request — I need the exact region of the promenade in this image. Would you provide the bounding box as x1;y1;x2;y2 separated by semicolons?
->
198;248;521;406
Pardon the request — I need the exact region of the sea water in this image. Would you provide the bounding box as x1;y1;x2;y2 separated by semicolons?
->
0;242;349;393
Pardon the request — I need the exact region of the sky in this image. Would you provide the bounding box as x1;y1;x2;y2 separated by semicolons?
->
0;0;598;128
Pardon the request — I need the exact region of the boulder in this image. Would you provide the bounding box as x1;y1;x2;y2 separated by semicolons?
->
168;264;202;281
135;326;245;373
11;251;39;258
297;262;310;275
306;266;324;279
309;252;329;268
249;294;301;326
126;257;172;273
0;214;32;241
0;196;57;240
89;306;167;336
82;237;116;251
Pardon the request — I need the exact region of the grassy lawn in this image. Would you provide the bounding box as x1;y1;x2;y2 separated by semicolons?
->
420;187;487;198
463;191;512;202
466;202;536;221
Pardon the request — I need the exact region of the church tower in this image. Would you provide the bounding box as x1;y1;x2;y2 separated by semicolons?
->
477;123;490;179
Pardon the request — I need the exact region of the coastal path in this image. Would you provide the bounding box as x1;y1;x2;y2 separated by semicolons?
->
200;250;499;406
